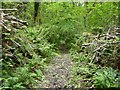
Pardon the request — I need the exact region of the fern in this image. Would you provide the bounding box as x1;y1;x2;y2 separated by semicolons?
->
93;67;118;88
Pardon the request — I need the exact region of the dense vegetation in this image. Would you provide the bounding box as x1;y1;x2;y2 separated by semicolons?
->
1;2;120;89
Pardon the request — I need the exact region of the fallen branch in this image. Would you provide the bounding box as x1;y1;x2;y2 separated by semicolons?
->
82;41;120;47
1;10;28;26
4;16;28;26
92;34;117;39
0;9;17;11
11;39;21;47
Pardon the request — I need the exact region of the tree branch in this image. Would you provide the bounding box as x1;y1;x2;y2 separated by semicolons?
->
0;9;17;11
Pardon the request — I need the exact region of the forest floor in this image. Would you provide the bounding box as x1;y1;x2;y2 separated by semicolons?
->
38;51;73;88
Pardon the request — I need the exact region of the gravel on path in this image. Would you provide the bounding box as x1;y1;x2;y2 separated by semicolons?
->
39;53;73;88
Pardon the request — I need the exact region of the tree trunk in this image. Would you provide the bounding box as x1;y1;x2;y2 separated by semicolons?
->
34;1;39;24
118;1;120;28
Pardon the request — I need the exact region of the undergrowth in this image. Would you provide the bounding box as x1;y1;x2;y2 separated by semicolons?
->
1;2;120;89
68;33;120;88
2;26;57;89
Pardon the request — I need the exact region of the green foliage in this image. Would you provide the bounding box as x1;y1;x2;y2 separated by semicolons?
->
69;30;120;88
15;27;56;58
2;2;119;89
68;48;95;88
40;3;86;48
86;3;118;32
2;26;56;89
68;62;98;88
93;67;119;88
69;48;120;88
70;48;89;62
2;77;25;89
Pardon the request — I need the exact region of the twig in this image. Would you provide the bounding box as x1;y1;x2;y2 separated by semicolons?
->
0;9;17;11
106;41;120;44
82;43;94;46
82;41;120;47
93;44;106;53
93;34;116;39
11;40;21;47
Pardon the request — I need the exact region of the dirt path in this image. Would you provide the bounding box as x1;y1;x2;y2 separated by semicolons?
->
38;53;72;88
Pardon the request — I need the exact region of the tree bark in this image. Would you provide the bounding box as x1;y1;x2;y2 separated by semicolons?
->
34;1;39;24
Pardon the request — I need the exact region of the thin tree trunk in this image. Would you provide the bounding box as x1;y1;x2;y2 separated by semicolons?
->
34;1;39;24
118;1;120;28
84;0;88;28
